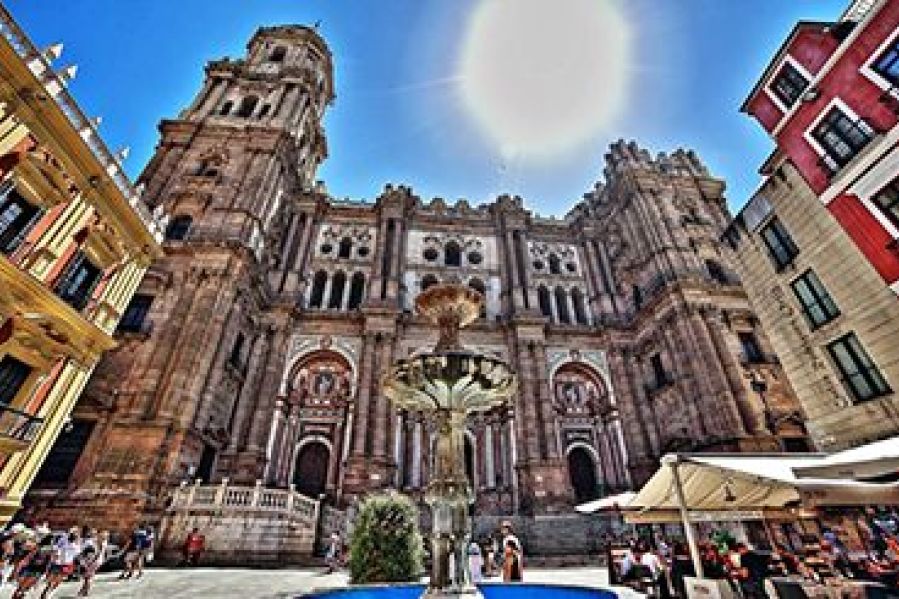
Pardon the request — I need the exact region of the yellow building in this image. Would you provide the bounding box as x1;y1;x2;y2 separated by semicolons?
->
0;6;163;521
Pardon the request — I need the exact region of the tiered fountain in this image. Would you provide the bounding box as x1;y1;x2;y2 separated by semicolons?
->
382;284;517;598
304;284;618;599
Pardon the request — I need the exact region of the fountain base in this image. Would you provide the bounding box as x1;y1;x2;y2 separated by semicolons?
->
422;589;484;599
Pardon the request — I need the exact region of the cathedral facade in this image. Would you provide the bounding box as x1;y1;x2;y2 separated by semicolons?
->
25;25;808;532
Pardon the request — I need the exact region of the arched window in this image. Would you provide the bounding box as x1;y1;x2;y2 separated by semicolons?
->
705;259;728;284
348;272;365;310
309;271;327;308
444;241;461;267
328;271;346;309
338;237;352;259
549;253;561;275
257;104;271;119
270;46;287;62
165;215;192;241
538;285;552;318
236;95;259;118
555;286;571;324
468;278;486;318
572;288;588;325
421;274;438;291
555;287;571;324
219;101;233;116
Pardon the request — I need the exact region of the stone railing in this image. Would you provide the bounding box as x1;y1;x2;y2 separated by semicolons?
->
169;479;320;522
161;480;340;566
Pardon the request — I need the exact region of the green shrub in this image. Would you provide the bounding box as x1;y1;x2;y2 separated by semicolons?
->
348;493;424;584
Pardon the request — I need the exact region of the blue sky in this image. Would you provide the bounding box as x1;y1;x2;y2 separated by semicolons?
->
7;0;848;216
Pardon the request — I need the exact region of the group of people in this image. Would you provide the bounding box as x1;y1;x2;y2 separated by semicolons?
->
614;519;899;598
466;520;524;583
0;521;155;597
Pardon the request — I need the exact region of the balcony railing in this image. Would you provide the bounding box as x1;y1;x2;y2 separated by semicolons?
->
0;404;43;452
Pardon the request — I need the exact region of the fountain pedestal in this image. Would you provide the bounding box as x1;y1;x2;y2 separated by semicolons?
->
383;285;517;599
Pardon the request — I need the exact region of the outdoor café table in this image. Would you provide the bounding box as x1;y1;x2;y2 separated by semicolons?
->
767;577;892;599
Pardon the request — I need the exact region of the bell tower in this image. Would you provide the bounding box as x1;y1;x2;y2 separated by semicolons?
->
23;25;334;529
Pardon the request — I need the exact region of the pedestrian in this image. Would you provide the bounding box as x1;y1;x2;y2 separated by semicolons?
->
0;527;15;591
183;527;205;567
484;537;496;578
468;539;483;583
41;526;81;599
502;538;522;582
77;545;100;597
325;532;341;573
141;525;155;575
119;523;148;580
639;542;670;599
13;533;51;599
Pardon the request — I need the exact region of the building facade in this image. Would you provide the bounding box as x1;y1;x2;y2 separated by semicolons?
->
0;7;163;521
26;25;806;536
728;0;899;449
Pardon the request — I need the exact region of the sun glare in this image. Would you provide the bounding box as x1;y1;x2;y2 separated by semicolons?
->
459;0;632;158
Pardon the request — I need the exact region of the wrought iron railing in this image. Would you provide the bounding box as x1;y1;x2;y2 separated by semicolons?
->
0;404;43;446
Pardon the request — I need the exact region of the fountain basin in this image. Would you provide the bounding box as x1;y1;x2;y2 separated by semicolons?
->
302;584;619;599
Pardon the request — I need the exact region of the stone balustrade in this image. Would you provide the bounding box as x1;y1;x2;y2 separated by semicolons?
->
160;479;340;566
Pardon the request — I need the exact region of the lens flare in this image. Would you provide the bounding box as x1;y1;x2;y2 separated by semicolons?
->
459;0;632;158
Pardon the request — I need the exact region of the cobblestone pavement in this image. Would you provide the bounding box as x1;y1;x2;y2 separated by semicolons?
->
0;567;640;598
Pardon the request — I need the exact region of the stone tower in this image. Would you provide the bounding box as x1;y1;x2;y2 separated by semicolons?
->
24;26;334;529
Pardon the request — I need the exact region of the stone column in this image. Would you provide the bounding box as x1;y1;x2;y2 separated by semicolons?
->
351;333;376;457
373;334;395;459
412;418;423;488
369;218;390;300
387;219;404;301
394;412;404;487
702;310;753;436
534;343;559;459
484;422;495;489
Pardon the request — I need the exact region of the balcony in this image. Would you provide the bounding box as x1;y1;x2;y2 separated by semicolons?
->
0;404;43;454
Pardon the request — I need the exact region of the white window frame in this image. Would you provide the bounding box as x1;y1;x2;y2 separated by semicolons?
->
802;97;874;173
764;54;815;116
860;25;899;95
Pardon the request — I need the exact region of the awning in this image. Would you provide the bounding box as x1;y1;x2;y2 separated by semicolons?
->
575;491;637;514
629;453;899;516
793;436;899;480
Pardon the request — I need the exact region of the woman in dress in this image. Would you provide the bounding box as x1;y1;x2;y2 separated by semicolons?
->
503;538;522;582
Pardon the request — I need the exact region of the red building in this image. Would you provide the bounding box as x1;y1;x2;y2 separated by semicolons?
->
742;0;899;290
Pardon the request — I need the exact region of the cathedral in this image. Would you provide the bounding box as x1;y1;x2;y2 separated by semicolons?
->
24;25;808;536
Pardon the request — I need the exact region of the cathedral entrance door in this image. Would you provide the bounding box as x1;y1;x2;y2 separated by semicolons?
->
567;446;598;503
293;441;329;498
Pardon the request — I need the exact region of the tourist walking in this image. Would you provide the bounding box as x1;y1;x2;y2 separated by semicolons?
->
183;527;205;566
467;540;483;583
13;533;51;599
119;523;149;580
325;532;341;573
78;531;109;597
500;521;523;580
484;537;496;578
41;526;82;599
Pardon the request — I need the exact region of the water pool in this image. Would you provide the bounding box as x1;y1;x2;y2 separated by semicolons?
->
302;584;618;599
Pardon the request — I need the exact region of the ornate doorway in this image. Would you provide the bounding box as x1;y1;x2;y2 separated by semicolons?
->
293;441;330;498
567;446;598;503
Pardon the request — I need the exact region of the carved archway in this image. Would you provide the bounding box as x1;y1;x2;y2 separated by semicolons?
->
289;350;354;409
552;362;608;417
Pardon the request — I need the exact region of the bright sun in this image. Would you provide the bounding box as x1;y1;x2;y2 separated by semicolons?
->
459;0;632;158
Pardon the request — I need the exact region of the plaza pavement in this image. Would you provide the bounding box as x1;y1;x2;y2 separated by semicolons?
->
0;566;644;598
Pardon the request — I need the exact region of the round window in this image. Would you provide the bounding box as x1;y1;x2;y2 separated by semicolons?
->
467;252;483;265
566;262;577;273
357;246;370;258
423;248;439;261
532;260;545;270
321;243;333;254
